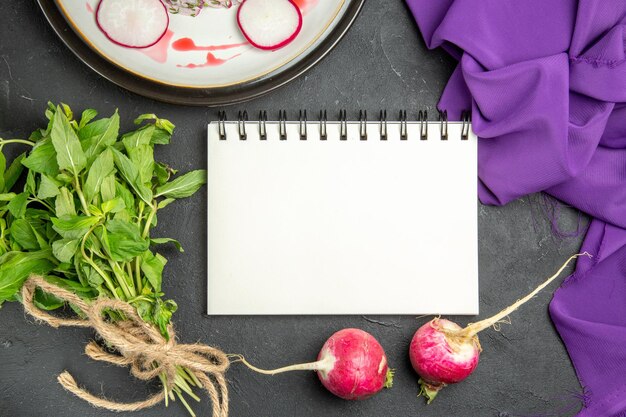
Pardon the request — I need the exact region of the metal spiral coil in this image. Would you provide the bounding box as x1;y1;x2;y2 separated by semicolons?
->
220;109;469;140
418;110;428;140
218;111;227;140
278;110;287;140
438;110;448;140
258;110;267;140
380;110;387;141
319;110;327;140
237;110;248;140
399;110;407;140
299;110;307;140
461;111;471;140
339;109;348;141
359;110;367;141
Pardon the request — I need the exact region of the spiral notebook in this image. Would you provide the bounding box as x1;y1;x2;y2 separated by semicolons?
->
207;111;478;315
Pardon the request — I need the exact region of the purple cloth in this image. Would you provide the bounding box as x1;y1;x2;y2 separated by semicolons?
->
405;0;626;415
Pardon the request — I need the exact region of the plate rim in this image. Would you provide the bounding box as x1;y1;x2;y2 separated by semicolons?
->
37;0;365;106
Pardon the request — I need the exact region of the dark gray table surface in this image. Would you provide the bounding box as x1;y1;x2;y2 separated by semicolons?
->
1;1;586;416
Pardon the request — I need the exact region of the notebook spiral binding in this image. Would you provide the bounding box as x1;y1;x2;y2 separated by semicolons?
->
217;110;471;141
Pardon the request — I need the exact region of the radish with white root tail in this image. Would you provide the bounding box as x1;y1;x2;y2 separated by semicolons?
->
237;0;303;50
232;328;394;400
96;0;169;48
409;252;590;404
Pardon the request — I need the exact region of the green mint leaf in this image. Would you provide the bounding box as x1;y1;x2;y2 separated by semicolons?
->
55;187;76;217
0;151;5;192
93;226;111;258
4;153;25;191
122;124;154;149
55;172;73;185
88;204;103;217
150;128;171;145
7;192;28;218
31;223;50;249
128;145;154;185
105;219;149;262
50;107;87;175
141;250;166;292
113;209;132;223
24;208;50;221
155;170;207;199
111;147;152;204
79;109;98;129
49;274;96;296
51;215;100;240
0;193;16;201
60;103;73;121
83;147;115;204
25;170;36;195
28;128;45;143
100;175;116;202
152;298;177;339
101;197;125;214
79;110;120;164
45;102;56;119
153;162;171;185
37;175;61;199
33;287;66;311
157;198;175;210
114;181;135;216
150;237;184;252
52;238;80;263
76;258;104;289
134;114;175;135
9;219;40;250
122;126;155;184
0;250;56;303
22;139;59;176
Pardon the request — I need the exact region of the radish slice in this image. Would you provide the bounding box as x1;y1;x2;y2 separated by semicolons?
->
96;0;169;49
237;0;303;51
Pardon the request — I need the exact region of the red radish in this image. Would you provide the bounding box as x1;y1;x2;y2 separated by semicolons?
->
409;253;589;404
234;328;393;400
410;318;480;403
237;0;303;50
96;0;169;49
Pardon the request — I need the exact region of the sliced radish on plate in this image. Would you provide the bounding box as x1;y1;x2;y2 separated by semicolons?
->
237;0;303;51
96;0;169;49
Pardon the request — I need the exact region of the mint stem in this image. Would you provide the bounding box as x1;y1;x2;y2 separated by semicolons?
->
141;202;157;238
0;138;36;147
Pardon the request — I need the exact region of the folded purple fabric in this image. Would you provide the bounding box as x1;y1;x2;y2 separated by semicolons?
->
405;1;626;415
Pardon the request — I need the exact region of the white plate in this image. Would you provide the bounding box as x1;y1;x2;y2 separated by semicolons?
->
56;0;348;88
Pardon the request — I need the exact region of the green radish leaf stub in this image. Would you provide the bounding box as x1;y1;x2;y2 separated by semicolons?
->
418;378;441;404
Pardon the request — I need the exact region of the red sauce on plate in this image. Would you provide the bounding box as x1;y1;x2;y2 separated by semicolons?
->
177;52;241;68
172;37;248;52
139;30;175;63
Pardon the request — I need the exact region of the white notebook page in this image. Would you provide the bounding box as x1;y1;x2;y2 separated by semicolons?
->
207;121;478;315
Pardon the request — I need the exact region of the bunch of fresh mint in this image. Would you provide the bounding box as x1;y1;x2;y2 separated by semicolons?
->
0;103;206;342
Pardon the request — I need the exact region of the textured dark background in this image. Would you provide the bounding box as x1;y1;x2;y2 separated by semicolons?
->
0;1;586;416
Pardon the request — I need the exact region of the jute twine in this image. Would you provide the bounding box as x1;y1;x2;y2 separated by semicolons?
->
21;275;229;416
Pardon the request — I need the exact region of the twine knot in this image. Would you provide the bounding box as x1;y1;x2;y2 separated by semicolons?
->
21;275;229;416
